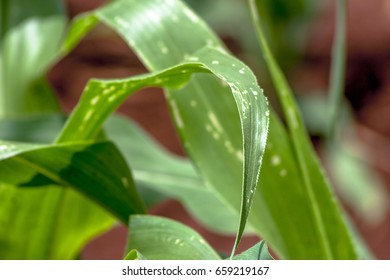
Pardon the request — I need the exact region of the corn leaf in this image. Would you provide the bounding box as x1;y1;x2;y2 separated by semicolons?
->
124;249;146;260
105;115;242;234
0;140;145;223
232;240;273;260
0;183;114;259
249;0;357;259
0;115;242;235
61;0;269;257
57;45;269;256
58;0;359;259
126;215;221;260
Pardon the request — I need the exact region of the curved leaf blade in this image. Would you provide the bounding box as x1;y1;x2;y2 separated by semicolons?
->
233;240;273;260
124;249;146;260
0;140;146;223
0;184;114;259
0;116;115;260
57;43;269;256
126;215;221;260
59;0;357;259
105;115;242;234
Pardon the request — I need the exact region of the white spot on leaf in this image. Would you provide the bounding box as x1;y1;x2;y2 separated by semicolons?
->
190;100;197;107
271;155;281;166
208;112;223;133
236;150;243;162
157;41;169;54
170;100;184;128
90;96;100;105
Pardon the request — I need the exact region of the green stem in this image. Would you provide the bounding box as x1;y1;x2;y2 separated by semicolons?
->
328;0;347;139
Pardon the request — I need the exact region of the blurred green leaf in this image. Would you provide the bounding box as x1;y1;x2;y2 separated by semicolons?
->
126;215;221;260
0;114;65;143
0;0;65;117
328;141;388;223
327;0;347;138
299;95;388;224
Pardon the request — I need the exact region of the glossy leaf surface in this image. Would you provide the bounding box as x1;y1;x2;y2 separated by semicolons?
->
126;215;220;260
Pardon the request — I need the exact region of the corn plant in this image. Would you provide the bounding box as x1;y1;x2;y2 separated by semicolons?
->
0;0;365;259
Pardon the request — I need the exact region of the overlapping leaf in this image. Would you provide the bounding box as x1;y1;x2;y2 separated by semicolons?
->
56;44;269;256
105;116;242;233
232;240;273;260
0;0;359;260
0;140;145;223
61;0;269;256
0;0;99;259
58;0;359;259
126;215;221;260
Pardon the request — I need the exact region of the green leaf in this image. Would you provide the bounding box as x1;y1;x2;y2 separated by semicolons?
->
0;114;66;143
60;0;357;259
0;140;145;223
61;0;269;257
56;46;269;254
124;249;146;260
0;0;65;117
249;0;357;259
105;115;243;234
0;183;114;259
233;240;273;260
126;215;221;260
0;116;117;259
327;142;389;223
0;114;242;235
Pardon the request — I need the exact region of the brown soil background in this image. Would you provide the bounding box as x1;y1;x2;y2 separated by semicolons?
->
49;0;390;259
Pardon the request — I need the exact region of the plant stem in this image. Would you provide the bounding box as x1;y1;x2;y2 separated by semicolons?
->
327;0;347;140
